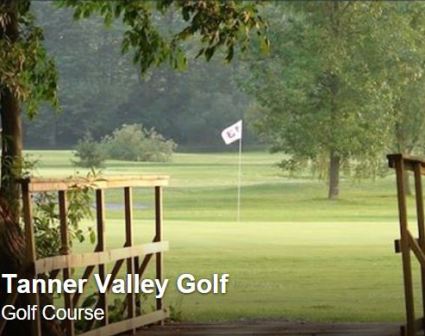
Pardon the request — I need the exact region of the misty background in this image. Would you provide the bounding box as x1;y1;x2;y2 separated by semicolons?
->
25;2;259;151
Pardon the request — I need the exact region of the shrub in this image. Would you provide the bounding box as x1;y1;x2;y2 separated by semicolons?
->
104;124;176;162
33;171;97;258
73;134;106;168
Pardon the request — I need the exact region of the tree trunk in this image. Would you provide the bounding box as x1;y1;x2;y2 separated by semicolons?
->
1;87;23;218
328;150;340;200
0;4;62;336
0;5;29;336
0;1;22;220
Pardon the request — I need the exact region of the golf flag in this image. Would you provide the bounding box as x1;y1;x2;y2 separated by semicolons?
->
221;120;243;222
221;120;243;145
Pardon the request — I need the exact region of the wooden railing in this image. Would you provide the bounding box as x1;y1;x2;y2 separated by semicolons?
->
0;175;169;336
388;154;425;336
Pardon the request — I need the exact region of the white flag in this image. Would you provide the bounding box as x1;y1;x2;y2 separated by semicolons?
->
221;120;242;145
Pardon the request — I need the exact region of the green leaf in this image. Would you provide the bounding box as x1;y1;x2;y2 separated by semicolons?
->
260;37;270;55
205;47;215;62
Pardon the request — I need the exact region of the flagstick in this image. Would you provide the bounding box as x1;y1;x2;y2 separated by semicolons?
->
237;137;242;223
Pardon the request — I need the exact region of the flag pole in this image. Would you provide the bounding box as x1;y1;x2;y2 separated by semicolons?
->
220;119;243;222
237;135;242;222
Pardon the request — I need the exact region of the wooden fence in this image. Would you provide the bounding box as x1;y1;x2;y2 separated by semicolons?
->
0;175;169;336
388;154;425;336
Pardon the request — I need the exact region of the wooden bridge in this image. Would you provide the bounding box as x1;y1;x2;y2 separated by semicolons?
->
0;175;169;336
388;154;425;336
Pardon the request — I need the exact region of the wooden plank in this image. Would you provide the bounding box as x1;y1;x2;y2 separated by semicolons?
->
105;259;125;291
59;191;75;336
395;238;423;254
90;188;137;325
49;269;60;280
34;241;169;274
138;253;153;277
413;163;425;320
72;265;95;307
73;219;118;307
155;186;164;317
135;256;141;312
125;187;136;328
80;309;169;336
388;154;425;174
393;157;416;336
22;181;42;336
19;175;169;192
395;239;401;254
122;251;154;315
96;189;108;326
408;233;425;267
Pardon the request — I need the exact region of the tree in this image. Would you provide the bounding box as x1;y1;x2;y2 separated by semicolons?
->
0;0;58;212
25;2;139;147
23;2;259;149
373;3;425;195
241;2;397;199
0;2;59;334
0;1;267;335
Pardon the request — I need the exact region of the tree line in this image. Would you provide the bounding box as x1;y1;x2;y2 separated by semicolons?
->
24;2;257;150
27;2;425;199
240;2;425;198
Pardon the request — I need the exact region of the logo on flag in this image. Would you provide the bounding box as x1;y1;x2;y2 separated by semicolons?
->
221;120;242;145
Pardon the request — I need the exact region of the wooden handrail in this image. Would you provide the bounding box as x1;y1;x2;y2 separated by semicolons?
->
388;153;425;172
34;241;169;274
18;175;169;192
0;176;170;336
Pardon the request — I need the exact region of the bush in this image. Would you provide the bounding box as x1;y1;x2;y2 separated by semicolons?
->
33;171;97;258
72;134;106;168
103;124;176;162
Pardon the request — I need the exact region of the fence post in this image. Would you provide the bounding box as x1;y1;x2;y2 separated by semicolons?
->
96;189;109;325
58;190;75;336
394;156;416;336
22;180;42;336
124;187;136;334
155;186;164;322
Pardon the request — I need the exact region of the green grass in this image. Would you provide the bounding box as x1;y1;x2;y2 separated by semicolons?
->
26;150;420;322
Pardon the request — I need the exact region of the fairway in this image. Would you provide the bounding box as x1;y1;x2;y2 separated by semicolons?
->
26;150;419;322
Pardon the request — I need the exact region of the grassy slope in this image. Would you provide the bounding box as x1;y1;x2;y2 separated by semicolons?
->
26;150;419;322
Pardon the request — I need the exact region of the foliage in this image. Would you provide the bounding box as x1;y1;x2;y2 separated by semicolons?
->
58;0;269;73
24;3;258;149
239;2;413;197
103;124;177;162
376;4;425;157
33;171;97;258
0;1;58;117
77;293;151;331
168;298;184;321
74;293;98;331
72;134;106;168
2;0;266;122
